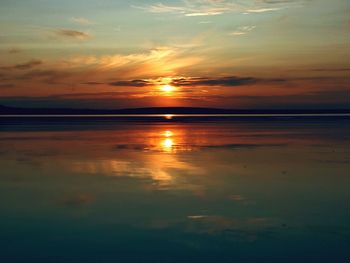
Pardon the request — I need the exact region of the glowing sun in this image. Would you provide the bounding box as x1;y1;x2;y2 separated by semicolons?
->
160;85;176;93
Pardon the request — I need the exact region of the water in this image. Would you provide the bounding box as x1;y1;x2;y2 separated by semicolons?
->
0;116;349;262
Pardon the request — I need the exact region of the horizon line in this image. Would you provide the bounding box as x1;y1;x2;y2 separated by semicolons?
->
1;113;350;118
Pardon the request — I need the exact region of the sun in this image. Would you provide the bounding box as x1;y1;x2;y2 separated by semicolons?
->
160;85;176;93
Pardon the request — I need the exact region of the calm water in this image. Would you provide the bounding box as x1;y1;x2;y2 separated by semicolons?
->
0;116;350;262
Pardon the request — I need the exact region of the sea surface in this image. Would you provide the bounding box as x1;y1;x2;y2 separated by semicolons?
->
0;115;350;262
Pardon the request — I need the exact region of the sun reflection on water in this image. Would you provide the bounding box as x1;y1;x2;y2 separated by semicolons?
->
48;125;206;188
161;130;175;152
162;138;174;152
164;114;174;120
163;130;173;137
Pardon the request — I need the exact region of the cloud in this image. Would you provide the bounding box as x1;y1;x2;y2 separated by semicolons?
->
229;26;256;36
246;7;282;13
110;79;152;87
0;45;201;89
8;47;22;54
71;17;94;25
171;76;286;87
0;59;43;71
107;75;286;88
1;85;349;110
59;46;201;78
18;69;71;84
54;29;91;40
133;1;239;16
171;76;259;86
14;60;43;70
134;0;301;17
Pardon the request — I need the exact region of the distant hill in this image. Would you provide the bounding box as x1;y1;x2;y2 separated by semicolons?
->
0;105;349;115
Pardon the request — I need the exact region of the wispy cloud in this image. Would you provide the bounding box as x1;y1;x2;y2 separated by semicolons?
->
59;46;201;77
71;17;94;26
134;0;300;17
133;1;239;17
170;76;259;87
246;7;282;13
18;69;71;83
170;76;286;87
0;59;43;71
0;46;202;88
229;25;256;36
110;79;152;87
53;29;92;40
107;75;286;88
8;47;22;54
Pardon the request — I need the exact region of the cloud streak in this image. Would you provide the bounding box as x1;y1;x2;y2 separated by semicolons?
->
229;26;256;36
8;47;22;54
108;76;286;88
0;59;43;71
54;29;91;40
134;0;300;17
71;17;94;25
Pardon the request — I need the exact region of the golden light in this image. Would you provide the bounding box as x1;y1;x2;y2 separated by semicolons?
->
160;84;176;93
160;130;175;152
162;138;174;152
163;130;173;137
164;114;174;120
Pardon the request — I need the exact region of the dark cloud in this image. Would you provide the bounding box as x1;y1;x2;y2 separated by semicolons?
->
15;60;43;70
49;91;141;100
110;79;152;87
54;29;91;40
171;76;260;87
17;69;71;84
0;59;43;71
108;76;286;88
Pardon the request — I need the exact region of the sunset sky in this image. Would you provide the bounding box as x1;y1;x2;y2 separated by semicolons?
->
0;0;349;109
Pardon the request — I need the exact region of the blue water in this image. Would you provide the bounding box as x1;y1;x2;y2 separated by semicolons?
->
0;117;349;262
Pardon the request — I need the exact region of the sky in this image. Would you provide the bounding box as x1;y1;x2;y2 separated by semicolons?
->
0;0;349;109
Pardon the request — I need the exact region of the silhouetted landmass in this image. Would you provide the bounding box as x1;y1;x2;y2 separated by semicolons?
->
0;105;349;115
